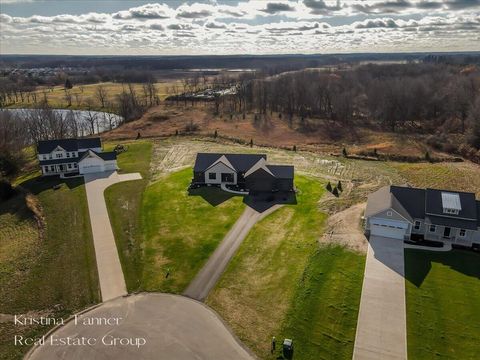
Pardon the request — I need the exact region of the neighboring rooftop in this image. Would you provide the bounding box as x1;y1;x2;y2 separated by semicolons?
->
194;153;267;173
367;185;479;229
37;138;101;153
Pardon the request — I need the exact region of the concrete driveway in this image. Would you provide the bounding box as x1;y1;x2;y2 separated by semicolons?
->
26;293;253;360
353;236;407;360
84;171;142;301
184;205;281;301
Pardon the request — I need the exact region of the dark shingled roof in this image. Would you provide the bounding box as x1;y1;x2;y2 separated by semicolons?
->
193;153;267;173
386;185;479;230
39;149;116;166
425;188;477;220
390;186;425;219
37;138;101;154
266;165;294;179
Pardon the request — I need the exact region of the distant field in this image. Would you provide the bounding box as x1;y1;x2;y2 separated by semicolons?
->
0;177;99;360
405;249;480;359
6;81;180;111
390;161;480;197
207;176;365;360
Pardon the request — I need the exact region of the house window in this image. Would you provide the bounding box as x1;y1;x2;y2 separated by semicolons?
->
56;153;62;158
429;224;436;232
387;211;392;217
414;221;421;230
73;163;78;168
68;164;72;169
209;173;216;180
49;155;52;159
50;165;55;171
444;208;459;215
67;153;70;158
42;155;47;160
44;166;48;173
459;229;466;237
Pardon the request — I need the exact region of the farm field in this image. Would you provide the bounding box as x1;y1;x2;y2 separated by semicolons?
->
405;249;480;359
0;176;99;360
207;175;365;360
6;81;180;111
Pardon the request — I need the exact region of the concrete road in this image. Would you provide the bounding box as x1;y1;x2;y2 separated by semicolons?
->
353;236;407;360
84;171;142;301
184;205;282;301
26;293;254;360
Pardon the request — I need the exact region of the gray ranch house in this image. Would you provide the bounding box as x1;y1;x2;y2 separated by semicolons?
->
191;153;294;193
365;185;480;248
37;138;117;176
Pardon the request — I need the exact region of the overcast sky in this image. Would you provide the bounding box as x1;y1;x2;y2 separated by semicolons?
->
0;0;479;55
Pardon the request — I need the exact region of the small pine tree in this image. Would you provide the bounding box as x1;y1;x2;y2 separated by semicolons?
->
425;151;431;162
373;148;378;157
332;187;339;197
342;147;348;157
249;138;253;148
326;182;332;192
214;130;218;138
337;180;343;192
175;129;179;136
293;145;297;152
65;78;73;89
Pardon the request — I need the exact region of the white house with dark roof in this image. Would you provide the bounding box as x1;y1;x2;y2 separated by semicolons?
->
191;153;294;193
365;185;480;248
37;138;117;176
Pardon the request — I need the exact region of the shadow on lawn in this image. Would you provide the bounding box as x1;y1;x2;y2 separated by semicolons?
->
18;175;84;195
404;249;480;287
188;186;236;206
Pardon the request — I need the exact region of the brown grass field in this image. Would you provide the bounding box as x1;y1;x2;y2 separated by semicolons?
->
103;105;457;160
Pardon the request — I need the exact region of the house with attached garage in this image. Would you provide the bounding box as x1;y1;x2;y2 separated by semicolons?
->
364;185;480;248
191;153;294;193
37;137;117;176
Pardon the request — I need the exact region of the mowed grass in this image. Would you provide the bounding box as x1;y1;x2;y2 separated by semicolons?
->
104;140;152;291
405;249;480;360
0;177;99;360
7;81;180;110
207;176;365;360
140;168;245;293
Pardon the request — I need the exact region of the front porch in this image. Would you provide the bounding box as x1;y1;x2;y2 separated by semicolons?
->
42;162;79;176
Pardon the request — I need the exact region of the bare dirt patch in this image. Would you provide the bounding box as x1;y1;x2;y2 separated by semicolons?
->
320;202;368;253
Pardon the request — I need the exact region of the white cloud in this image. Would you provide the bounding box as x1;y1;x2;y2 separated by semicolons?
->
0;1;479;54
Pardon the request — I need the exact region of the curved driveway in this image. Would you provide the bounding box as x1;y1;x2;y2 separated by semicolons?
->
27;293;254;360
84;171;142;301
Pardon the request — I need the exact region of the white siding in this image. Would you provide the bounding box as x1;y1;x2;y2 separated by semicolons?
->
205;162;237;185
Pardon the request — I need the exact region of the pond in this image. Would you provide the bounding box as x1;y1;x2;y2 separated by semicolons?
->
1;108;123;136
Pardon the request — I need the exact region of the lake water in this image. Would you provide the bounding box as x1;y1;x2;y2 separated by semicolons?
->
2;108;123;135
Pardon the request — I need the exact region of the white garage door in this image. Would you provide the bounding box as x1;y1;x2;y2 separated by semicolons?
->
80;165;104;174
370;218;408;240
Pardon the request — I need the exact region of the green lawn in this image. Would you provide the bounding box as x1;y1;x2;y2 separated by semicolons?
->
140;168;245;293
104;140;152;292
0;177;99;360
405;249;480;360
207;175;365;360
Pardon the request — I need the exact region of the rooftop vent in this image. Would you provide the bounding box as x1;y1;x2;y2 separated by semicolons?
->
441;192;461;214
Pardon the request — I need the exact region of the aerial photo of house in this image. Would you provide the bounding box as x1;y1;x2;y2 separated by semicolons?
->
2;1;480;360
365;185;480;248
37;137;117;176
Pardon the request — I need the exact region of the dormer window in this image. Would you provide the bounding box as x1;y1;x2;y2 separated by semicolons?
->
56;153;63;158
441;192;461;216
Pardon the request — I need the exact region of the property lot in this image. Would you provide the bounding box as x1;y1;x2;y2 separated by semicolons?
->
405;249;480;359
207;176;365;360
0;177;99;360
